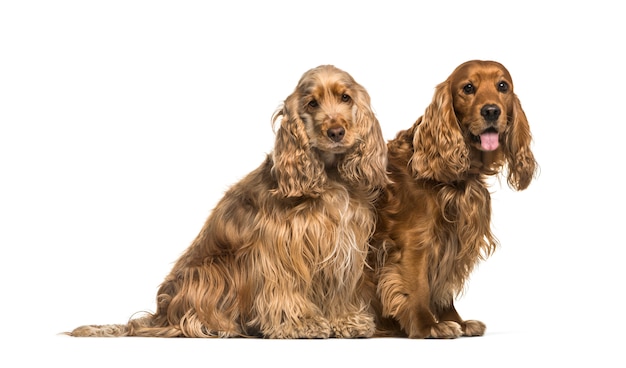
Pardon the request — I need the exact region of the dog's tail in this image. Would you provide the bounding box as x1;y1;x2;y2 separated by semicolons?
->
64;313;187;337
64;323;131;337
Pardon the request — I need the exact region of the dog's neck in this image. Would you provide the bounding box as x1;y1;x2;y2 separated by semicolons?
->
468;146;505;177
316;150;342;169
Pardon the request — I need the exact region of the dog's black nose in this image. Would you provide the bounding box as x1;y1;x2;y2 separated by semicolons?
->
327;127;345;142
481;104;501;122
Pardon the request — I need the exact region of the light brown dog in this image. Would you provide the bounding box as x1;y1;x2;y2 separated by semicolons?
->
364;60;537;338
68;65;388;338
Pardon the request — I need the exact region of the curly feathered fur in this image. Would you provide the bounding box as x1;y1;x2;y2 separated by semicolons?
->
67;65;388;338
363;60;538;338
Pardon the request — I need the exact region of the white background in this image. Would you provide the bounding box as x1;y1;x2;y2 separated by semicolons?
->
2;1;624;367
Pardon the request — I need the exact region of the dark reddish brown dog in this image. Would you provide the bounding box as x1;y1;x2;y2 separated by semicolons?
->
365;60;538;338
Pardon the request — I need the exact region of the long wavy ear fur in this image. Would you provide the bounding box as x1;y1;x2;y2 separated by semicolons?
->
504;94;538;190
338;84;389;191
411;81;470;182
271;93;326;198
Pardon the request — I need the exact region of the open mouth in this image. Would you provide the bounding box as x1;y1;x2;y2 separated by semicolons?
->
470;127;500;151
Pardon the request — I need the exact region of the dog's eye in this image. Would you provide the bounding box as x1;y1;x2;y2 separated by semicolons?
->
341;94;351;102
308;100;318;108
497;81;509;92
463;83;475;94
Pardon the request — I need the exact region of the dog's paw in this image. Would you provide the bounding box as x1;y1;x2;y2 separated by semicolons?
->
268;316;331;339
331;312;375;338
462;319;486;336
428;321;463;339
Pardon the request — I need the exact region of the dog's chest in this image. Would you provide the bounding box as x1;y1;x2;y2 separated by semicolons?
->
306;187;373;273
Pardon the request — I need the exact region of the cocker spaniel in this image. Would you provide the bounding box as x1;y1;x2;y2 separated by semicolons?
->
68;65;388;338
363;60;538;338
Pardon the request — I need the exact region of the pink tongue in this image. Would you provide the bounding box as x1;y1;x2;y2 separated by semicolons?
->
480;132;499;151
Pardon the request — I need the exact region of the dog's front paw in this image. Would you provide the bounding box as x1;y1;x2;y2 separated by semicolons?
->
427;321;463;339
268;316;331;339
331;312;375;338
462;319;486;336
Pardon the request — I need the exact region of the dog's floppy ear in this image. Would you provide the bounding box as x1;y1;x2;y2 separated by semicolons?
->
503;94;538;190
270;92;326;198
411;81;470;182
337;82;389;191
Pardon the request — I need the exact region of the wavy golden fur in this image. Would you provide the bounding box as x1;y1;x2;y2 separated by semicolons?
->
68;65;388;338
363;60;537;338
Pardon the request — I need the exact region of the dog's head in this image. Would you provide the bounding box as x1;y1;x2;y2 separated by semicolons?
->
271;65;388;197
411;60;537;189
